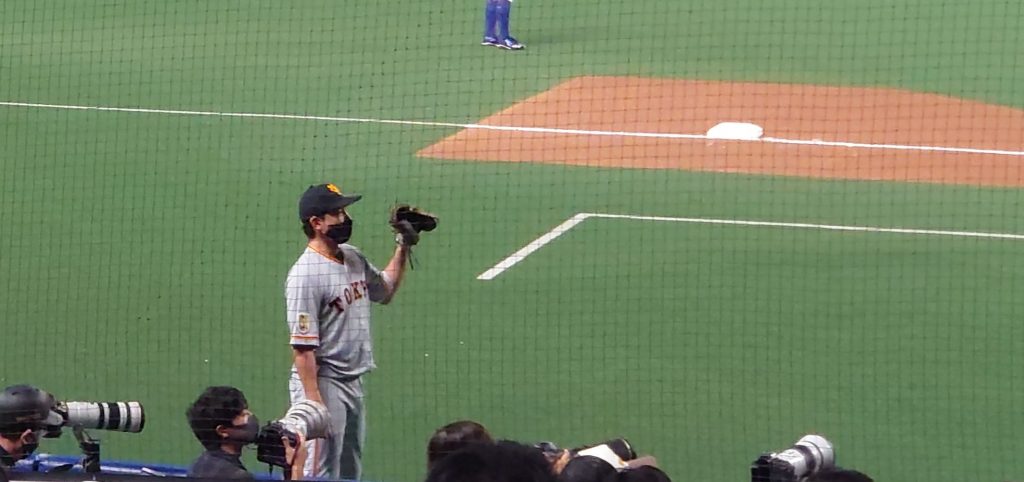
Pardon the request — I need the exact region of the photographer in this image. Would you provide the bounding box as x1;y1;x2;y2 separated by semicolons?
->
425;441;557;482
0;385;60;478
537;438;658;480
618;466;672;482
558;455;662;482
427;420;495;470
186;386;307;480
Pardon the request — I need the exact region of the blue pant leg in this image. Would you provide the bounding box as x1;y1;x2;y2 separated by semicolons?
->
483;0;499;38
495;1;511;40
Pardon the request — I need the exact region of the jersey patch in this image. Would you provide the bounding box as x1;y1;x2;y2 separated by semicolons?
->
297;312;311;334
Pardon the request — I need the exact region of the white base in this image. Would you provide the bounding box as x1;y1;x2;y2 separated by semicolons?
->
706;122;764;140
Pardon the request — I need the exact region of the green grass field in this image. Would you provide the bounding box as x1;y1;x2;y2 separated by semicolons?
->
3;1;1024;481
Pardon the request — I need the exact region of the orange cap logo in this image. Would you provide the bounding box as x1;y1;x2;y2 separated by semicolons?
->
326;183;342;195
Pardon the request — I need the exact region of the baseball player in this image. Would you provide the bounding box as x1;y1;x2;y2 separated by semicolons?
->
481;0;524;50
285;183;435;480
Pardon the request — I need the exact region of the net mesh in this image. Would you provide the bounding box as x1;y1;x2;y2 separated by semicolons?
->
2;1;1023;481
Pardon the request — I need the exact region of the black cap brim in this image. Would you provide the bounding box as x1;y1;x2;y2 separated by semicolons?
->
334;194;362;209
311;194;361;219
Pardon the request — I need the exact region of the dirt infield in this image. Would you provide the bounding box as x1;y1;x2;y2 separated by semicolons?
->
417;76;1024;186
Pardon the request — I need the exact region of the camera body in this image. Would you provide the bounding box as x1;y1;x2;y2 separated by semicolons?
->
256;400;330;468
751;435;834;482
536;438;637;470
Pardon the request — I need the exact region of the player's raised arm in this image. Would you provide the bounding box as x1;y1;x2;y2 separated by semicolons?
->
375;245;409;305
368;204;438;304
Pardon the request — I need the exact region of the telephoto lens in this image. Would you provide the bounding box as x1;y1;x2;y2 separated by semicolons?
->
751;434;834;482
58;401;146;432
276;400;331;439
575;439;636;462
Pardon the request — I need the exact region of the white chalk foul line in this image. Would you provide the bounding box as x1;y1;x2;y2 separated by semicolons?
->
477;213;590;281
3;100;1024;157
477;212;1024;280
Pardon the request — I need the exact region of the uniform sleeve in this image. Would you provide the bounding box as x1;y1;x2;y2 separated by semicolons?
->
285;271;321;346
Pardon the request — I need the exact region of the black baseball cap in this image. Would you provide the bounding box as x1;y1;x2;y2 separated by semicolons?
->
298;183;362;222
0;385;62;435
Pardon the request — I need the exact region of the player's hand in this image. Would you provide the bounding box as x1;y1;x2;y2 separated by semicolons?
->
551;449;572;475
284;433;307;468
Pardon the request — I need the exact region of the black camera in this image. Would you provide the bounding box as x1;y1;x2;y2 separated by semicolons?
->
256;400;331;468
39;392;145;474
751;435;834;482
536;438;637;469
0;385;145;474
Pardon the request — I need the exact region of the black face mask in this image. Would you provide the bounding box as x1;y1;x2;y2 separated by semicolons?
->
0;445;15;467
225;415;260;445
325;216;353;245
0;433;37;467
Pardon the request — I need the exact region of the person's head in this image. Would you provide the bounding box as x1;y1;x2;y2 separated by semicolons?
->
425;440;557;482
298;183;362;246
0;384;60;465
617;466;671;482
806;469;874;482
558;456;619;482
186;386;258;452
427;420;495;469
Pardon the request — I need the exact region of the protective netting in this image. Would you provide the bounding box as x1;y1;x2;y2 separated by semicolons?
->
2;1;1023;481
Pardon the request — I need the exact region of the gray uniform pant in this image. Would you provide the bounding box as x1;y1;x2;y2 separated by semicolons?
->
289;374;365;480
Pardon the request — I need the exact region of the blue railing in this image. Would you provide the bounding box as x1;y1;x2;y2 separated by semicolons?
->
13;453;284;479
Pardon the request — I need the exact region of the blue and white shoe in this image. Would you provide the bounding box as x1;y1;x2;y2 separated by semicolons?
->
481;36;499;46
498;37;524;50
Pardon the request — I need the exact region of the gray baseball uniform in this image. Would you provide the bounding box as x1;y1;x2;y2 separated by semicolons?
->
285;243;390;480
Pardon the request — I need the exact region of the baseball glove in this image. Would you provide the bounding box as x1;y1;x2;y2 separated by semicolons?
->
389;204;438;247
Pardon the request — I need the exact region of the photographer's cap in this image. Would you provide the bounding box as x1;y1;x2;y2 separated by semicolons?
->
0;385;63;433
298;183;362;222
